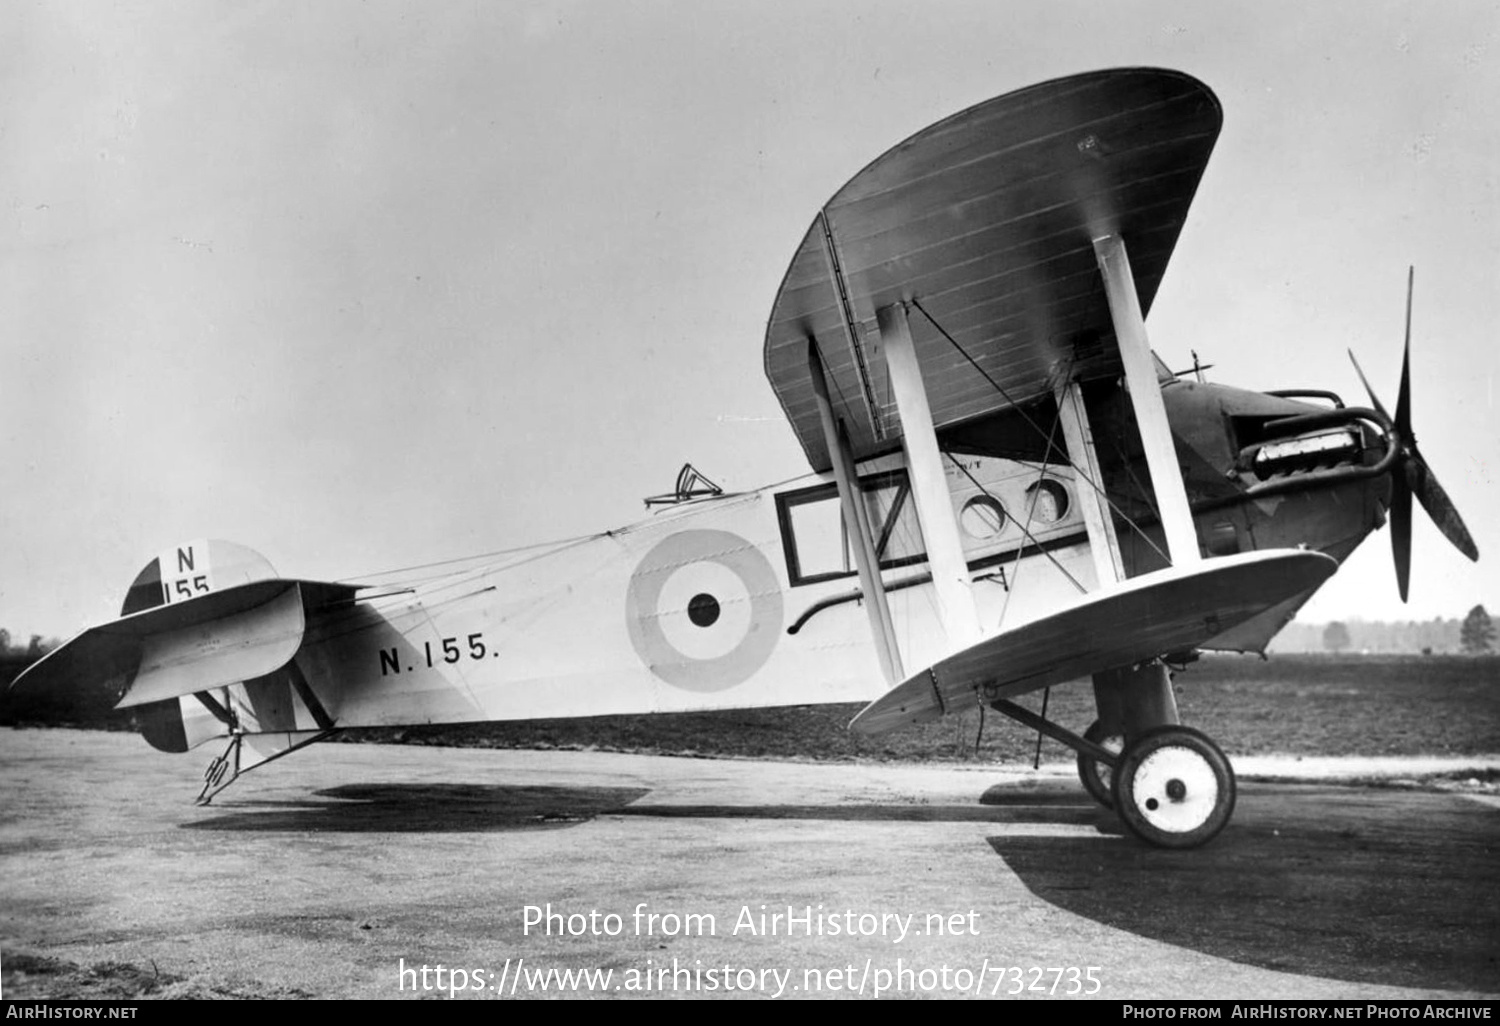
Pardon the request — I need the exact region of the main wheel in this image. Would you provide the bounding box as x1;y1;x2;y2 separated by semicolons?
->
1076;720;1124;809
1111;726;1236;849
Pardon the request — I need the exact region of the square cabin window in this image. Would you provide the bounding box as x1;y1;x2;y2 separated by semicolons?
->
775;470;927;586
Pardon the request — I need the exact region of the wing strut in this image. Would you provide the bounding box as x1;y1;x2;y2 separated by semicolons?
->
878;302;983;650
808;340;904;684
1053;379;1126;587
1092;234;1201;566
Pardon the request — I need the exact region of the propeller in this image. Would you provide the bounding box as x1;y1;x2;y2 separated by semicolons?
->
1347;267;1479;602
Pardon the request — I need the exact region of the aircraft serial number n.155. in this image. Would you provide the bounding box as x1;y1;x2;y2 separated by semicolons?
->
377;632;492;676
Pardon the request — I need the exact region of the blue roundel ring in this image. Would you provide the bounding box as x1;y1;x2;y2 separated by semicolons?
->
625;529;784;692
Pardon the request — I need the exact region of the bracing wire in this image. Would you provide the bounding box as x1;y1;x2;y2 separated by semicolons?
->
999;371;1082;603
346;532;606;585
343;486;771;593
945;453;1086;596
909;297;1171;567
1032;687;1050;769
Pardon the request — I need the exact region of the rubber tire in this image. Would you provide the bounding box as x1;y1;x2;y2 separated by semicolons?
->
1076;720;1124;810
1111;725;1236;849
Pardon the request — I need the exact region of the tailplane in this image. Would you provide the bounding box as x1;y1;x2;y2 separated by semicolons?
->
12;540;357;794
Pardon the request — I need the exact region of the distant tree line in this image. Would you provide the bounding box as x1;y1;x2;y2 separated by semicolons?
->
1461;605;1495;654
0;629;130;728
1274;605;1495;655
0;628;56;665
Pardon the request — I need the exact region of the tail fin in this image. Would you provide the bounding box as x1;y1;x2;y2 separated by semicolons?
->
121;539;278;614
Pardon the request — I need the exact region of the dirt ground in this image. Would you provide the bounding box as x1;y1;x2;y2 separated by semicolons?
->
1;728;1496;1000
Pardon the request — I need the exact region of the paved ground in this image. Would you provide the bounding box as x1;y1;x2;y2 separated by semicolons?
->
1;728;1496;1000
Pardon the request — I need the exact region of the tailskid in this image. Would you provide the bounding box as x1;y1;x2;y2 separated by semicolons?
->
196;729;338;805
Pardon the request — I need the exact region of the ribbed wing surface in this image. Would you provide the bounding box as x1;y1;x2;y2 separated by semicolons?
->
765;68;1220;471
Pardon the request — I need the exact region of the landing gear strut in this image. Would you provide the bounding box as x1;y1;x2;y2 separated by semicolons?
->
986;701;1236;849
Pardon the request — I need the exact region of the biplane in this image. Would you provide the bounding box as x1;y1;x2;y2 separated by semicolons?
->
15;68;1477;848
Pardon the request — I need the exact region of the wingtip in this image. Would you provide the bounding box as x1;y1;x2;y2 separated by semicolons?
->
7;646;56;692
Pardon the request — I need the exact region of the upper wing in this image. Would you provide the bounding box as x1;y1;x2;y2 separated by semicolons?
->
849;549;1336;736
764;68;1220;472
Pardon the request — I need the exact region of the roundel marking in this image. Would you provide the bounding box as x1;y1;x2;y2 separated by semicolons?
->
626;529;784;692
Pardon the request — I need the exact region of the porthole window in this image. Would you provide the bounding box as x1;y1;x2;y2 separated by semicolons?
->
959;495;1007;540
1024;479;1070;524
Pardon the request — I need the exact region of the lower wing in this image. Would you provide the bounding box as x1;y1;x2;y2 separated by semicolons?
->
850;549;1337;736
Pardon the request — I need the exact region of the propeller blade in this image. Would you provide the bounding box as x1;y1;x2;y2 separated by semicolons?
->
1347;349;1392;423
1349;346;1404;597
1391;458;1412;603
1405;448;1480;562
1350;267;1477;600
1396;267;1412;438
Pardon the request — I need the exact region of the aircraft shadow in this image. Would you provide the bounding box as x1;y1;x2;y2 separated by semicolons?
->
590;769;1106;825
615;803;1101;824
184;783;652;834
989;782;1499;994
183;780;1103;833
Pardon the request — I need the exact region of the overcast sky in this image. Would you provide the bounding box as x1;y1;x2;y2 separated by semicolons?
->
3;1;1496;640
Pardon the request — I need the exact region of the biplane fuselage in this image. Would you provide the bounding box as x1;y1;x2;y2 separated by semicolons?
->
122;372;1387;757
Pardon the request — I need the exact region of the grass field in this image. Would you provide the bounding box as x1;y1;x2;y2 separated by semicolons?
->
343;654;1500;764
